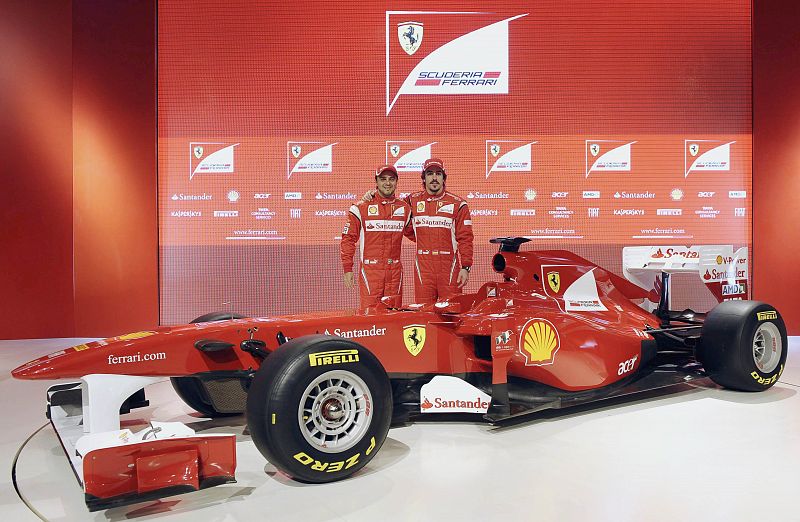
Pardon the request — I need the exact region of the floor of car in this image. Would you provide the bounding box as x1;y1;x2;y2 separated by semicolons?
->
3;337;799;522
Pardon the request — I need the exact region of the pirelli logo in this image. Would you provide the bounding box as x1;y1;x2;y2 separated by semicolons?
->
309;349;359;367
756;311;777;321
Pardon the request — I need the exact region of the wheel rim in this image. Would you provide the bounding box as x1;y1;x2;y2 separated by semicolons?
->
753;322;782;374
298;370;373;453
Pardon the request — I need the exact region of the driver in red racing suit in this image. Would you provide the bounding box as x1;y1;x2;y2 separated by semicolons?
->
406;158;474;304
341;165;412;310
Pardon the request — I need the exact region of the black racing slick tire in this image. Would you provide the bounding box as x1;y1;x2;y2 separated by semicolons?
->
170;312;246;417
246;335;392;483
697;301;788;392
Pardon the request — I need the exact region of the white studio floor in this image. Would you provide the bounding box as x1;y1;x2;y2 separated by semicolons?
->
2;337;799;522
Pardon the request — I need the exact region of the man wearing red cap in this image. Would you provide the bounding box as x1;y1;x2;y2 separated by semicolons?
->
341;165;412;310
406;158;474;303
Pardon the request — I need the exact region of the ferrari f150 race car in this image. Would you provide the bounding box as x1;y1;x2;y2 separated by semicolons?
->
12;237;787;510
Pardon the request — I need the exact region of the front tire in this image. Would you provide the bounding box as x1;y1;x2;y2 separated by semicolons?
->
698;301;788;391
246;335;392;483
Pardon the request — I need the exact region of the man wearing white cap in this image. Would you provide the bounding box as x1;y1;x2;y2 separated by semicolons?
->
405;158;474;303
341;165;412;310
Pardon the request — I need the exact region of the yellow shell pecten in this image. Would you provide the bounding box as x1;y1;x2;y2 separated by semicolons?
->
523;320;558;363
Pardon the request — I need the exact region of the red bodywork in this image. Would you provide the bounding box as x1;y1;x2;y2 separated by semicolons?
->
14;250;656;392
12;249;660;508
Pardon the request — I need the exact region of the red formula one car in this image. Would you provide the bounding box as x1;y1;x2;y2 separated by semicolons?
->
13;237;788;510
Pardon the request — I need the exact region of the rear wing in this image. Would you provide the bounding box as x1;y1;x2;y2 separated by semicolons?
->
622;245;748;308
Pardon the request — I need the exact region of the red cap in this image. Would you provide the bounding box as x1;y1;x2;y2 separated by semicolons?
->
422;158;445;173
375;164;398;177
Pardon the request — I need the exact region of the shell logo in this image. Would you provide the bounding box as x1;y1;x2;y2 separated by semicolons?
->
519;318;560;366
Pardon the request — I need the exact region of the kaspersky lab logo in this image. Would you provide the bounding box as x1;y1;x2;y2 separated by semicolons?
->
585;140;637;178
485;140;536;179
386;11;528;115
684;139;735;177
386;140;436;172
189;142;239;180
286;141;337;179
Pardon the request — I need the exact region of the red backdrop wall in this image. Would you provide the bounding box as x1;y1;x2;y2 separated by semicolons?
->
0;0;157;339
0;2;796;338
753;2;800;334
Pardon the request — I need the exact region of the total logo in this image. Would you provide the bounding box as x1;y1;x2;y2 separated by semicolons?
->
614;191;655;199
467;191;510;199
171;193;212;201
386;12;529;114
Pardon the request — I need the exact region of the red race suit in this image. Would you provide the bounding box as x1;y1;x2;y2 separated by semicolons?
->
405;191;474;303
341;194;412;310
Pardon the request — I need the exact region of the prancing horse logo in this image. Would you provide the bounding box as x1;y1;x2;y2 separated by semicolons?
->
403;324;426;356
547;271;560;293
398;22;424;55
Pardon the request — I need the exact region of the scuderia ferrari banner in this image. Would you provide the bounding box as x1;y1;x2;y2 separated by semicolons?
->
387;13;527;114
157;0;751;320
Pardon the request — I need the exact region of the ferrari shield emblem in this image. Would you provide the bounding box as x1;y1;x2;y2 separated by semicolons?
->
291;145;302;158
590;143;600;156
398;22;423;56
403;324;426;356
689;143;699;156
193;146;203;159
390;144;401;157
490;144;501;157
547;271;560;293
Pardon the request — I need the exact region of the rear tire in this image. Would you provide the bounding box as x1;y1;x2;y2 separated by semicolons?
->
171;312;246;416
247;335;392;483
697;301;787;391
